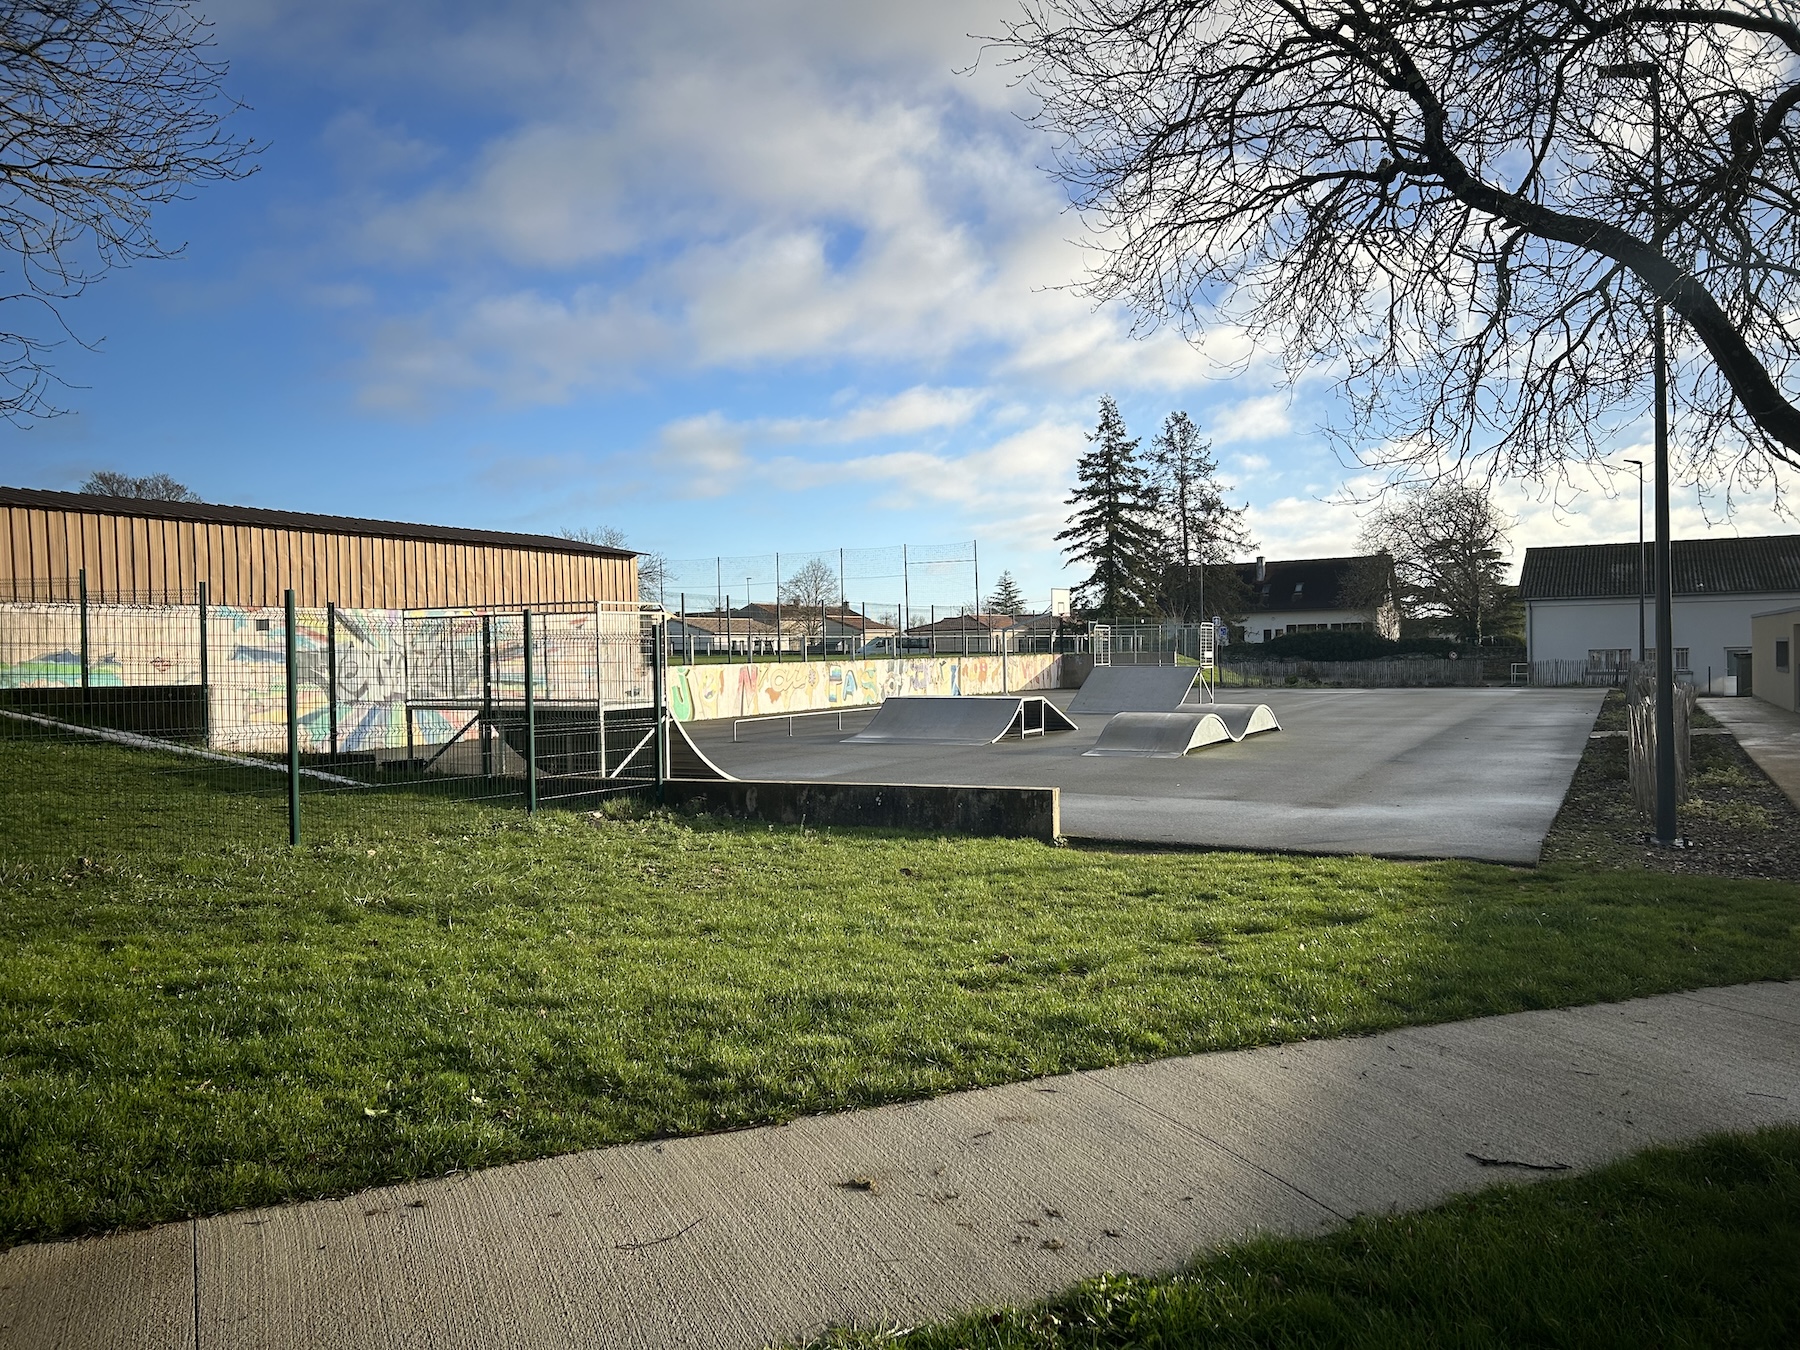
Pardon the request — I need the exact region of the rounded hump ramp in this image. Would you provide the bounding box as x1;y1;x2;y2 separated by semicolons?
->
846;695;1077;745
1068;666;1199;714
1084;705;1281;757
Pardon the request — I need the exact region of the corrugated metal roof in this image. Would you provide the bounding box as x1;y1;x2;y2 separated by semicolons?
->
1518;535;1800;600
0;485;635;558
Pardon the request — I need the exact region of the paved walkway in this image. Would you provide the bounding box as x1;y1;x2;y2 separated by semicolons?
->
5;983;1797;1350
1703;696;1800;811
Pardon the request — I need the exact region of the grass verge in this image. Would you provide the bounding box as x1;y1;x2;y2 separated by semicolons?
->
2;738;1797;1247
800;1127;1800;1349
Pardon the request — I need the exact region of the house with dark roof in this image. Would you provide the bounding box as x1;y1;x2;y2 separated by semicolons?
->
1517;534;1800;692
1233;554;1399;643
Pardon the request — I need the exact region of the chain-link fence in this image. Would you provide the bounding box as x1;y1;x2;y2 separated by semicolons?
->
657;541;1030;656
1;575;664;842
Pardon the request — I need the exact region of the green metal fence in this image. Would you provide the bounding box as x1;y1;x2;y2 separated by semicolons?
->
0;574;665;843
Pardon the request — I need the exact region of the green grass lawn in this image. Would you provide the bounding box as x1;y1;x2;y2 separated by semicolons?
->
2;739;1798;1247
801;1127;1800;1349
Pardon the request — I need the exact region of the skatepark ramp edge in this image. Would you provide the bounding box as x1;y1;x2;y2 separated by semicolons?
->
1068;666;1202;715
1083;705;1281;757
846;696;1077;745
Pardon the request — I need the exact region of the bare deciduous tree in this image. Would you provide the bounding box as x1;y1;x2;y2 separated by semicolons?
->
1002;0;1800;495
560;525;666;604
80;468;197;499
780;556;840;646
1360;483;1516;642
0;1;257;419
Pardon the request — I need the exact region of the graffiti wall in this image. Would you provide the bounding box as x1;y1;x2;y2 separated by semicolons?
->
1;601;650;756
1;600;1056;745
667;653;1061;723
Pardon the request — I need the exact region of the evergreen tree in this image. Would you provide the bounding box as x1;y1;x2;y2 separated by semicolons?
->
1056;396;1161;622
986;570;1028;618
1145;411;1254;623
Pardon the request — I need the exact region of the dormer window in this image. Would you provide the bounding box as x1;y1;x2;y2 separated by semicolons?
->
1293;582;1304;595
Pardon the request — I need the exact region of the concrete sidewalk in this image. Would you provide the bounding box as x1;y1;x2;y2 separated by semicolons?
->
4;983;1797;1350
1703;696;1800;811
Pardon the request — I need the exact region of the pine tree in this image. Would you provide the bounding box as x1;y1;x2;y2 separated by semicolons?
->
1145;411;1254;623
1055;396;1161;622
987;570;1028;617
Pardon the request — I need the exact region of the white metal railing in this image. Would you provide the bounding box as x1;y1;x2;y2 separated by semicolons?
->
731;706;876;741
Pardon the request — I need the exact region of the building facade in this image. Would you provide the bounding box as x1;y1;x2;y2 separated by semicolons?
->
1519;534;1800;689
1234;554;1400;643
1;485;637;608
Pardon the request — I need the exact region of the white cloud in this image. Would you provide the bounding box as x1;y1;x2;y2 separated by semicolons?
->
653;413;750;499
258;0;1262;412
766;386;986;443
1212;394;1293;444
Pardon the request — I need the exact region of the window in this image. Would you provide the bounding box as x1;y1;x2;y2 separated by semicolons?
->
1779;640;1791;672
1293;582;1304;595
1587;648;1631;671
1263;629;1273;642
255;618;271;632
1643;648;1693;672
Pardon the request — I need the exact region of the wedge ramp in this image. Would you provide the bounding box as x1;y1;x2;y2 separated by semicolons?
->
1068;665;1199;714
1084;704;1281;757
846;696;1077;745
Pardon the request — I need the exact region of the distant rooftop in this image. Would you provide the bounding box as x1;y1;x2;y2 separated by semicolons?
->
1231;554;1391;613
1518;535;1800;600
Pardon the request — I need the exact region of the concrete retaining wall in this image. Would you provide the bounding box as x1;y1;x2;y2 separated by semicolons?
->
670;653;1062;723
1059;654;1095;688
662;779;1061;842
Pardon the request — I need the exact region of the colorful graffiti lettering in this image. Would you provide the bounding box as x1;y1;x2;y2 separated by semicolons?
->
668;653;1060;723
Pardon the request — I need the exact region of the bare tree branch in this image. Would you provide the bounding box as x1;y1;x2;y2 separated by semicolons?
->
0;0;256;419
998;0;1800;499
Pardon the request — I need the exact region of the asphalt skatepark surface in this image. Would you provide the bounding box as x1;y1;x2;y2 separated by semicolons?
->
691;686;1608;864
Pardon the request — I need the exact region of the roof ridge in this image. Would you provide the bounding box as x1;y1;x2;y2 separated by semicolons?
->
0;484;636;558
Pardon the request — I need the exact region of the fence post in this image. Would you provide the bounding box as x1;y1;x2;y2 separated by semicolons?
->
326;601;339;758
197;581;210;743
523;608;537;814
654;618;667;804
78;566;90;709
972;539;980;633
480;614;493;780
285;588;301;847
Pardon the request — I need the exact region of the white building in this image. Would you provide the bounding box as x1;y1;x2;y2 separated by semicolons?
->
1519;534;1800;689
1235;554;1400;643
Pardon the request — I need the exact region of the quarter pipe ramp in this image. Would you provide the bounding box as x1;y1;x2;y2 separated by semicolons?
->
846;696;1077;745
1068;666;1201;714
1084;705;1281;757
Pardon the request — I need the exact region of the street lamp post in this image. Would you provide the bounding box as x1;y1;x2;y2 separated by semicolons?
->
1601;59;1679;846
1624;458;1646;662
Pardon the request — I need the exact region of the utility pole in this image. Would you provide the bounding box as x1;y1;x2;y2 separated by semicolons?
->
1602;59;1679;845
1625;458;1646;662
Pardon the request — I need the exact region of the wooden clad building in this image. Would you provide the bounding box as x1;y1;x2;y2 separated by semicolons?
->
0;486;638;609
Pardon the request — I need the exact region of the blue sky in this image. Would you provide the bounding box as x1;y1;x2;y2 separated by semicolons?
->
0;0;1788;609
